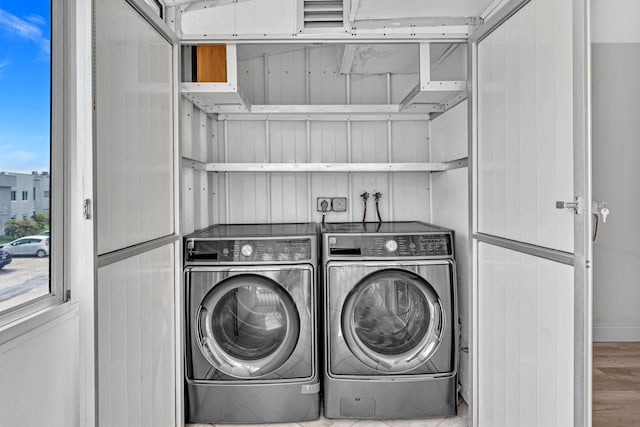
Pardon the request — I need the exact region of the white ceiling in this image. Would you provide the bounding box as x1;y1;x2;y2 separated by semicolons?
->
353;0;497;20
165;0;498;17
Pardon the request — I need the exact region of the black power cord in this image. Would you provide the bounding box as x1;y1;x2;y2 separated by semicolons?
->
360;192;369;223
320;199;329;226
373;192;382;223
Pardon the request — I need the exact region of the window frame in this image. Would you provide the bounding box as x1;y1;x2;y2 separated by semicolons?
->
0;0;67;333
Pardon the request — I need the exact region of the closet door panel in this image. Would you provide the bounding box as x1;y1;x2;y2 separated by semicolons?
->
96;0;174;254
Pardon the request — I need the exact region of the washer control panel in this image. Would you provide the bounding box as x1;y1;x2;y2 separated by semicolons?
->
186;238;312;262
328;234;452;257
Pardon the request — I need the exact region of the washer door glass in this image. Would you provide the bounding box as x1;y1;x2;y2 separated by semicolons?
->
342;268;444;373
197;274;300;378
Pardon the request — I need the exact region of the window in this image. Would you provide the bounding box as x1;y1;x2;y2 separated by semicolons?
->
0;1;62;320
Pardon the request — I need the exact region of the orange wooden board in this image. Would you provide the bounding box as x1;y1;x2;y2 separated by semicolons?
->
196;45;226;83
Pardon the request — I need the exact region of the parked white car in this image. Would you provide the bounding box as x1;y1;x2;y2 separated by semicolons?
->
0;235;50;257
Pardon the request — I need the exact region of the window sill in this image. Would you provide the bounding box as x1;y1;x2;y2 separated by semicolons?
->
0;300;79;349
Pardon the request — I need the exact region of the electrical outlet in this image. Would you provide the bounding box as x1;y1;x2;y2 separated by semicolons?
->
316;197;332;212
332;197;347;212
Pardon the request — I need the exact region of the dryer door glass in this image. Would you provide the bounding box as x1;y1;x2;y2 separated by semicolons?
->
342;268;444;373
197;274;300;378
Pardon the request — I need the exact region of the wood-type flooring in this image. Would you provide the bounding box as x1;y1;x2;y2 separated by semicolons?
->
593;342;640;426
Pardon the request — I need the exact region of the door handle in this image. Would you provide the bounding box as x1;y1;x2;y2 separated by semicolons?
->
591;201;610;242
592;201;609;224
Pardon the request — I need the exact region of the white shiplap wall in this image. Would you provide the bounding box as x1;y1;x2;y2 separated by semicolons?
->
183;45;432;226
214;117;431;224
181;98;215;234
430;100;469;401
477;0;574;253
477;243;574;427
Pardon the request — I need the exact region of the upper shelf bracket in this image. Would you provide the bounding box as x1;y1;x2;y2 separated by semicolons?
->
400;42;468;113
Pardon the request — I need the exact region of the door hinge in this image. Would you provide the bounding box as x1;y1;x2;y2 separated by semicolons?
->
83;199;91;220
65;289;71;300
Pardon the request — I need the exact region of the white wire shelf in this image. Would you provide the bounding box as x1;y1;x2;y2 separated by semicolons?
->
204;162;447;173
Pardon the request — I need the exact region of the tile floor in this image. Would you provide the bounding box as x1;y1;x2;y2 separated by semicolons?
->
188;400;469;427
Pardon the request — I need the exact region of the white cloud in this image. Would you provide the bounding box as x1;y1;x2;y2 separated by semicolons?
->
26;14;46;26
0;9;41;38
0;9;49;54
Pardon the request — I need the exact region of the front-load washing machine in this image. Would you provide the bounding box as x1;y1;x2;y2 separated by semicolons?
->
322;221;457;420
184;223;320;424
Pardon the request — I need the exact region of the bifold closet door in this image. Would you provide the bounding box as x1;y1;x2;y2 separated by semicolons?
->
94;0;179;425
470;0;592;426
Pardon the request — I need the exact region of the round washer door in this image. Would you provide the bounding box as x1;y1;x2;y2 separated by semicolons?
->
196;274;300;379
342;268;444;373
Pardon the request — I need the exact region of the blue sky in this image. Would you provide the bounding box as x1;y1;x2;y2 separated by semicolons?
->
0;1;50;173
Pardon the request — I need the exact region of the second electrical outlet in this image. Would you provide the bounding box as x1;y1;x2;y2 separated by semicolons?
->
332;197;347;212
316;197;348;212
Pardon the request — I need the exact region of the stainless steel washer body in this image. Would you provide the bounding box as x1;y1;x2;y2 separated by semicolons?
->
184;223;320;424
322;221;458;420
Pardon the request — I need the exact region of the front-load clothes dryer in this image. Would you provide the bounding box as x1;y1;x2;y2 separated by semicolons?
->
184;223;320;424
322;221;457;420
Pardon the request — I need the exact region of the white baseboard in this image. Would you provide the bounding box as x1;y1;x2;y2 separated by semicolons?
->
593;326;640;342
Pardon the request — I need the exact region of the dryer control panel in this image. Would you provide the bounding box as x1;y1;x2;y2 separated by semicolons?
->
186;238;313;263
327;233;452;258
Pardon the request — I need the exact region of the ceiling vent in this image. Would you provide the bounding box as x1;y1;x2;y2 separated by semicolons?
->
303;0;344;30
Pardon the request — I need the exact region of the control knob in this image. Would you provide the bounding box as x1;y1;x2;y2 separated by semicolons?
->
241;244;253;257
385;239;398;253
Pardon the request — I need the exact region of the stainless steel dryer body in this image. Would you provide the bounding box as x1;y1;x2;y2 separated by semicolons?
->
184;223;320;424
322;221;458;420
